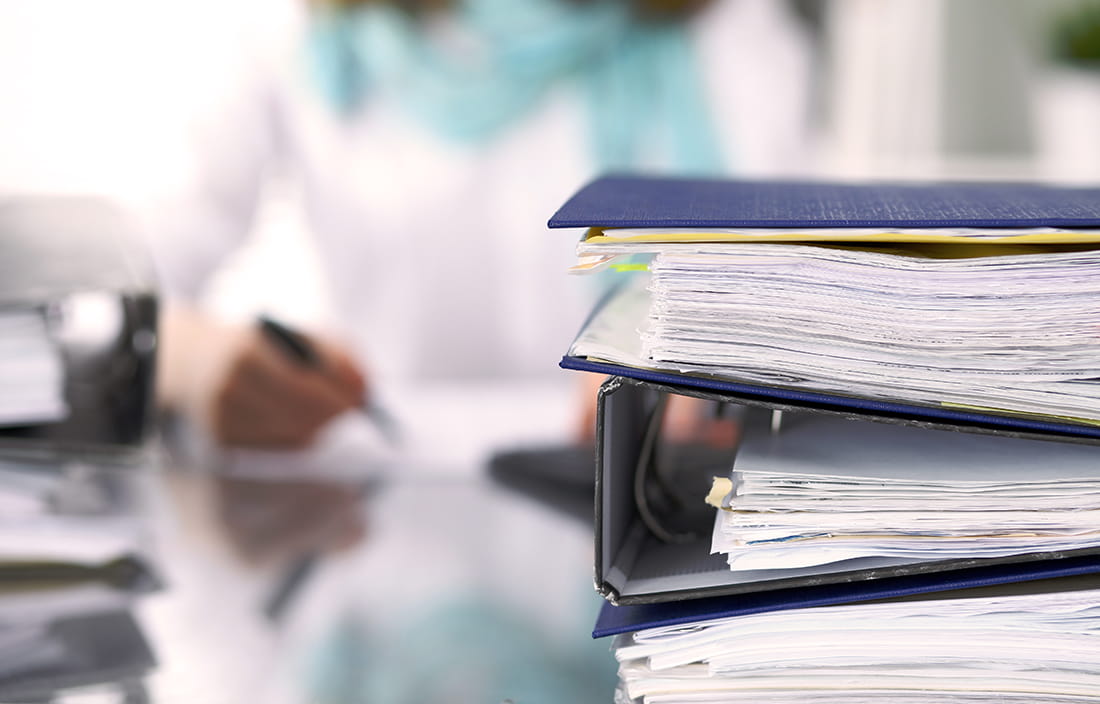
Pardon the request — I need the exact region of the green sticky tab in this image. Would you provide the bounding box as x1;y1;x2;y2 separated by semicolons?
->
609;263;650;272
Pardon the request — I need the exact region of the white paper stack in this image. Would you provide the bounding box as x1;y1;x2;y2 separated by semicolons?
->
572;241;1100;423
0;308;66;426
710;413;1100;572
613;584;1100;704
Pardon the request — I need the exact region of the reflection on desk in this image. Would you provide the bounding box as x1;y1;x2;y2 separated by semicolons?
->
141;380;615;704
0;610;154;703
303;479;615;704
212;477;367;569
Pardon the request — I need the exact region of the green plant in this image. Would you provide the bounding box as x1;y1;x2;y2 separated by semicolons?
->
1050;1;1100;68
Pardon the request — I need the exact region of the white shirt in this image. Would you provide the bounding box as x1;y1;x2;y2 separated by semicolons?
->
147;0;812;387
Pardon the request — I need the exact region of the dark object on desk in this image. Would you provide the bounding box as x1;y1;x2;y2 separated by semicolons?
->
488;445;597;523
0;197;157;456
0;554;161;593
487;441;732;529
0;610;156;701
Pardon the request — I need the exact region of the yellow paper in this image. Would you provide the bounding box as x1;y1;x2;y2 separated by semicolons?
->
705;477;734;509
584;227;1100;246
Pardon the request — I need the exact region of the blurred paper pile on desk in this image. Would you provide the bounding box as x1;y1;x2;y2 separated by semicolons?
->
0;196;157;454
0;453;159;701
0;308;66;426
0;197;160;701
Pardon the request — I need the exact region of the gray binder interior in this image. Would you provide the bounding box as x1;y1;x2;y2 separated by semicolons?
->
595;376;1100;605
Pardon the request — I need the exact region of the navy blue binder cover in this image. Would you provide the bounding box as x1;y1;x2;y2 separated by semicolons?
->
560;355;1100;441
549;175;1100;230
593;552;1100;638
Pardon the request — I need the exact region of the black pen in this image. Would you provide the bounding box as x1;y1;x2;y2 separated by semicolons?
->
263;552;317;623
258;315;400;445
257;316;396;623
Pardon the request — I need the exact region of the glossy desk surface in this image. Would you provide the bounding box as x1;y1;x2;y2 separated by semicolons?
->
133;380;612;704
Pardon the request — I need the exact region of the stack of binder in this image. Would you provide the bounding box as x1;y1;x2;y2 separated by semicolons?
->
0;197;160;700
0;196;157;454
549;176;1100;703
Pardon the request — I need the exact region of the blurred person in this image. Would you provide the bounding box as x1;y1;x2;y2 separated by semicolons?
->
149;0;812;450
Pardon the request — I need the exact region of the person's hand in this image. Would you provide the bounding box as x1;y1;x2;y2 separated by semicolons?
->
209;323;366;448
159;305;367;449
574;373;739;448
574;373;605;445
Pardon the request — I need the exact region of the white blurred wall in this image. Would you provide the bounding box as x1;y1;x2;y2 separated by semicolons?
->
0;0;330;324
5;0;1094;196
4;1;192;197
819;0;1100;183
5;0;1097;327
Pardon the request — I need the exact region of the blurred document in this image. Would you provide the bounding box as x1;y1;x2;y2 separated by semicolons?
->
0;518;141;566
219;410;398;481
0;308;65;425
710;412;1100;571
0;459;59;517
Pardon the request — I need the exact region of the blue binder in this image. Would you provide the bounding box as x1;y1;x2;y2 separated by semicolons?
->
549;174;1100;230
590;378;1100;609
561;355;1100;442
550;176;1100;624
593;553;1100;638
552;175;1100;441
553;176;1100;637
